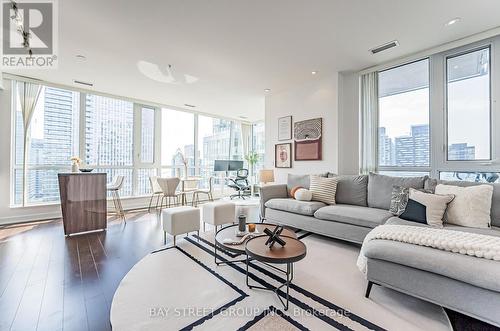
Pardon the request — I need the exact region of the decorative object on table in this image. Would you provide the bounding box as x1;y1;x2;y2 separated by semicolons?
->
259;169;275;184
175;148;189;179
222;232;257;245
294;118;322;161
275;143;292;168
294;188;312;201
237;214;247;235
248;223;256;232
278;115;292;141
70;156;81;173
214;223;297;266
263;226;286;248
79;168;94;173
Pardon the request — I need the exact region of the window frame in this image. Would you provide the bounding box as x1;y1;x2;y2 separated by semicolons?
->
375;35;500;179
444;45;493;162
9;77;256;207
376;57;432;174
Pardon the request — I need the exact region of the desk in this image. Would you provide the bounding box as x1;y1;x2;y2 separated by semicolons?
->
58;173;107;236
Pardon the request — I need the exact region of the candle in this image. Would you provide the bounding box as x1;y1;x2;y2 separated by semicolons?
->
248;223;256;232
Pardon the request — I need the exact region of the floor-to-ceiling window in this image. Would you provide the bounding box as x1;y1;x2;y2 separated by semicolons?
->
160;108;195;178
372;36;499;182
11;80;263;206
377;59;430;176
85;94;134;196
13;85;80;205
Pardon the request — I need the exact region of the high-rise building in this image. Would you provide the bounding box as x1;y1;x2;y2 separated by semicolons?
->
394;124;429;167
448;143;475;160
378;127;394;166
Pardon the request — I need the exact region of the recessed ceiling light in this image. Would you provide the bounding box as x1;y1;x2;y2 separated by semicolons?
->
264;89;271;92
311;71;317;75
75;54;86;62
446;17;461;26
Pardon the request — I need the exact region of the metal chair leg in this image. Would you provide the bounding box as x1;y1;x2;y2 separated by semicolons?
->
147;194;154;212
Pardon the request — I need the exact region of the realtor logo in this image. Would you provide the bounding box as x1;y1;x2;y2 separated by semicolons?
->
1;0;58;68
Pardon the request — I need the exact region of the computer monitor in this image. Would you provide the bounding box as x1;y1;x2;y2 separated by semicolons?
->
228;160;244;171
213;160;229;172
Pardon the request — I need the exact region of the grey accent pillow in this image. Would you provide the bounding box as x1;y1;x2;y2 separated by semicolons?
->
389;186;409;216
367;172;428;210
333;175;368;206
287;174;310;196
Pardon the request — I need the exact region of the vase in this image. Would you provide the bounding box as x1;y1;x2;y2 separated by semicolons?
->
71;163;79;173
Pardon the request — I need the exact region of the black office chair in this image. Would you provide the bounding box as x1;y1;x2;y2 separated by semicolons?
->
226;169;251;199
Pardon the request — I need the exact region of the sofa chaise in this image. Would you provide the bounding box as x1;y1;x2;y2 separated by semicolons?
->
260;173;500;327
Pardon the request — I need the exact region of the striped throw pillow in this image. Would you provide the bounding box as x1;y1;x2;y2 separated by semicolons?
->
309;175;338;205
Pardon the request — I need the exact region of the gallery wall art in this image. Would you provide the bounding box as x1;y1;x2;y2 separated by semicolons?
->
275;143;292;168
294;118;322;161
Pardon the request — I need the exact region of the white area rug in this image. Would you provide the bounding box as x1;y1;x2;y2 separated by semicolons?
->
111;230;452;331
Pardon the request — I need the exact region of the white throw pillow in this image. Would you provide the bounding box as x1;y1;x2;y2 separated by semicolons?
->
294;188;312;201
309;175;338;205
435;184;493;228
408;188;454;228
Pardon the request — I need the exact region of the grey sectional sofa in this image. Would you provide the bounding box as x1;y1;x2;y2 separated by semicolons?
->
260;173;500;327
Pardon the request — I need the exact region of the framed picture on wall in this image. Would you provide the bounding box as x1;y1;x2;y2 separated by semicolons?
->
278;116;292;141
275;143;292;168
294;118;322;161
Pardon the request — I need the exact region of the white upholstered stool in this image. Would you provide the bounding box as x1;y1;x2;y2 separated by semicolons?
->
202;201;235;232
161;206;200;245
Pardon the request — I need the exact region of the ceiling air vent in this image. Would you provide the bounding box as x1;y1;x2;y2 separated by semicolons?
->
370;40;399;54
184;104;196;108
73;80;93;87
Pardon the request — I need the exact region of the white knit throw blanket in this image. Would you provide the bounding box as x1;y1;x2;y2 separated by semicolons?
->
357;224;500;274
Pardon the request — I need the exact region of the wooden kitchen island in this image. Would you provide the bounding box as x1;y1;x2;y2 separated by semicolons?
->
58;172;107;236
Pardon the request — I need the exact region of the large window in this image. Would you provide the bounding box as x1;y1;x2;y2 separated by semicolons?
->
378;59;430;169
85;94;134;196
446;47;491;161
160;109;195;177
13;85;80;204
11;81;262;206
373;37;499;181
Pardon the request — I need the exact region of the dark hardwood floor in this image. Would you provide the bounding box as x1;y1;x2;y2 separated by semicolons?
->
0;211;497;331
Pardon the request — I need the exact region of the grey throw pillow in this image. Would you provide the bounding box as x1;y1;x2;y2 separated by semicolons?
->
389;186;409;216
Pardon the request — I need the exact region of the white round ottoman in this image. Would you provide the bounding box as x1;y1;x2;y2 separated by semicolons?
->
161;206;200;246
201;201;235;232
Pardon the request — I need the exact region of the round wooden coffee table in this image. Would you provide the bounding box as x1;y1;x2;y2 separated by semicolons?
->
214;223;296;265
245;235;307;310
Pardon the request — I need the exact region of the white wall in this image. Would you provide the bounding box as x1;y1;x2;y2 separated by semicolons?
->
265;73;340;183
337;71;360;175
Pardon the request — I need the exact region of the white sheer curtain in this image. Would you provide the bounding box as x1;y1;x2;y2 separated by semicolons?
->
360;72;378;174
240;123;252;159
18;81;42;205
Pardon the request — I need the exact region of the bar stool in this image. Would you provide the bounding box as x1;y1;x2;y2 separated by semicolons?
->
107;175;125;221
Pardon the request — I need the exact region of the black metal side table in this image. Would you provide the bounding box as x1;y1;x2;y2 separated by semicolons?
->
245;235;307;310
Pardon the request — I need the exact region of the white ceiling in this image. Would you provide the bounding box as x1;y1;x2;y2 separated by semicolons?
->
6;0;500;121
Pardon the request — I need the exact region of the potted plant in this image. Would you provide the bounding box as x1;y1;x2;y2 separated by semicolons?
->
245;151;259;178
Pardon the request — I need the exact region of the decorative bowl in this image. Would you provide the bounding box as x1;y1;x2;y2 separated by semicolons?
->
79;168;94;173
